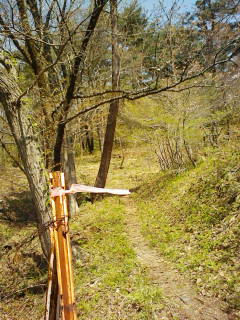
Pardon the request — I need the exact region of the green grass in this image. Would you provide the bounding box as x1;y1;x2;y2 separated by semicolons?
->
0;147;162;320
134;145;240;312
71;197;164;319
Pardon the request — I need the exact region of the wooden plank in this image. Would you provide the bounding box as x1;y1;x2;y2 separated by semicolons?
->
46;173;61;320
61;174;76;311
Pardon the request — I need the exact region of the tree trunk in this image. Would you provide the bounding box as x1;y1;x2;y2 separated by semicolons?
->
0;72;51;257
93;0;120;191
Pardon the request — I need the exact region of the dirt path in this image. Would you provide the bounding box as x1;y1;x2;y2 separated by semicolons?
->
123;198;232;320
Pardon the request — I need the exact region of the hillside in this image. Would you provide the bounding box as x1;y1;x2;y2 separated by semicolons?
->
133;145;240;315
1;89;240;318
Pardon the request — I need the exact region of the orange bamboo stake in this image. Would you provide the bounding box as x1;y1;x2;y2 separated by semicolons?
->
50;172;77;320
46;171;129;319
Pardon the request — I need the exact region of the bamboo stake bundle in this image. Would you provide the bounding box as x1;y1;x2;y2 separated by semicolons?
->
45;171;129;319
45;172;77;320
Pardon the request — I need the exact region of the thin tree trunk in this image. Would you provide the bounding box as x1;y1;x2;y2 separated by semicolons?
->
53;0;107;170
182;117;196;167
93;0;120;191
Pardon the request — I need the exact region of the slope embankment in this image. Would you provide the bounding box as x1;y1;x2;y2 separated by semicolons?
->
127;146;240;319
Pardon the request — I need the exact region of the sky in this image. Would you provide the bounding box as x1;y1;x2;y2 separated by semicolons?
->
139;0;196;13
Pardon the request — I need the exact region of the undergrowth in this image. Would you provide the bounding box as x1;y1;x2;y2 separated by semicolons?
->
0;169;46;320
0;149;161;319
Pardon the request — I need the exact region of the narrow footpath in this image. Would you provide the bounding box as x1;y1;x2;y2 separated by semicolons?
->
123;198;233;320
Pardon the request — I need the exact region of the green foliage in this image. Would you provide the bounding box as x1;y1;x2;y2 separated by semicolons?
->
195;0;239;26
119;1;148;45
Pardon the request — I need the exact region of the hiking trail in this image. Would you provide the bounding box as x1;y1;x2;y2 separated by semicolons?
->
123;198;234;320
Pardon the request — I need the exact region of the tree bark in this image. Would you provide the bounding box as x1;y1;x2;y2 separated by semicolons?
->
93;0;120;191
0;72;51;257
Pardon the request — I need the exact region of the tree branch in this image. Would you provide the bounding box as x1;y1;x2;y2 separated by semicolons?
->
64;0;108;106
0;14;31;65
65;56;237;123
16;8;102;104
16;0;39;72
26;0;42;34
53;0;108;170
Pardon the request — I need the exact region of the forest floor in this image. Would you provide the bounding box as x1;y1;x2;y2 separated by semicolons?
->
0;145;240;319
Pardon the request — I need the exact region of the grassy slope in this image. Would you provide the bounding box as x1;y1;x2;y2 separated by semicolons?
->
133;145;240;314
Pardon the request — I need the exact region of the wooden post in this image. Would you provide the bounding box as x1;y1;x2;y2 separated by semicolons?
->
49;171;77;320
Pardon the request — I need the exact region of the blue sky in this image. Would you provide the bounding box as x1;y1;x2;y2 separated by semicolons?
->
139;0;196;13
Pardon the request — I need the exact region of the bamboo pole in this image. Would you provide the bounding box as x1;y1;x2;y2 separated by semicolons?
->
49;171;77;320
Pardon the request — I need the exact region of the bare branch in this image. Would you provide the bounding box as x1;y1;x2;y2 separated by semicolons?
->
66;55;237;124
64;0;108;106
16;14;96;104
26;0;42;34
16;0;39;72
0;14;31;64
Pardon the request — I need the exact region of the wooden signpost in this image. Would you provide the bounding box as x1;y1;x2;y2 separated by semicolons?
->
45;171;130;319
